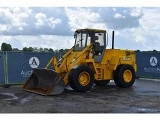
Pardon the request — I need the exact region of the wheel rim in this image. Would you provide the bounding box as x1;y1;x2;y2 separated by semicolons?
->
78;71;90;86
123;70;132;83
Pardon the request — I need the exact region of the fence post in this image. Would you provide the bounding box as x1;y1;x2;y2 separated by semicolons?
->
3;51;8;84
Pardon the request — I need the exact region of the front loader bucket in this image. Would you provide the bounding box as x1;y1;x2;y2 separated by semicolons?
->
23;69;65;95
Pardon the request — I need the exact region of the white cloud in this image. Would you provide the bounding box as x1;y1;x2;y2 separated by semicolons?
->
48;17;62;28
114;13;125;18
35;13;47;27
113;8;117;11
116;8;160;51
0;7;65;35
0;7;31;34
135;33;146;43
130;7;143;18
18;27;23;30
0;7;29;27
137;8;160;47
65;7;106;31
35;12;62;30
92;7;142;29
0;24;10;31
0;7;160;51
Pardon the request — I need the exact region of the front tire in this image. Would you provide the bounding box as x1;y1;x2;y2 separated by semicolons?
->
68;65;94;92
114;64;135;88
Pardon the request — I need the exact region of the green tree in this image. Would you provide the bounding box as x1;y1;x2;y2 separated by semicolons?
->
55;49;59;53
59;49;64;52
135;50;141;53
44;48;49;52
23;47;27;52
28;47;33;52
48;48;53;52
39;47;43;52
23;47;33;52
1;42;12;51
12;48;19;52
153;49;158;52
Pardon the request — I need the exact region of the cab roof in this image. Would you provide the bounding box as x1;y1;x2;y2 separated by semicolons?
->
76;28;106;33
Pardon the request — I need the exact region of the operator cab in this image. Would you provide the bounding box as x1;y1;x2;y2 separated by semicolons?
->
74;28;107;51
74;28;107;62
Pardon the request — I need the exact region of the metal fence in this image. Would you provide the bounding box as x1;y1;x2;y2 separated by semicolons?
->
0;51;64;85
0;52;5;84
0;51;160;85
136;52;160;79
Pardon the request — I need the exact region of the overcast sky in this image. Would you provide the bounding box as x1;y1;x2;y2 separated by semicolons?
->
0;7;160;51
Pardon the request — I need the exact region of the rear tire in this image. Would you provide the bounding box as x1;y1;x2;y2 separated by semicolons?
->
68;65;94;92
114;64;135;88
94;80;110;86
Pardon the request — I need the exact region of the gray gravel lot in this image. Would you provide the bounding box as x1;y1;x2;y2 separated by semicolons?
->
0;79;160;113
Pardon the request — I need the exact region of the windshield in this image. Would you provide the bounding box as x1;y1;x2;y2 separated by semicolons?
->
74;31;91;50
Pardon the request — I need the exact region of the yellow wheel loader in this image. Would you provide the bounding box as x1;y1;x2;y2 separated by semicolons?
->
23;28;137;95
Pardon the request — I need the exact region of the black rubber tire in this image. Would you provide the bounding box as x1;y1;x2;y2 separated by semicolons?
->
113;65;123;88
114;64;135;88
68;69;77;91
68;65;94;92
94;80;110;86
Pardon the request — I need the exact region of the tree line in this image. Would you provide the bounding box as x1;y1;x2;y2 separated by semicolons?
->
0;42;69;53
1;42;159;53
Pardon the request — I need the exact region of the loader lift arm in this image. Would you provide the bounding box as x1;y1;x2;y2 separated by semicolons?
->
45;43;94;86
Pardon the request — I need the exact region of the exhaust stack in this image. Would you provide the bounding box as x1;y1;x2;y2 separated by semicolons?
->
112;31;114;49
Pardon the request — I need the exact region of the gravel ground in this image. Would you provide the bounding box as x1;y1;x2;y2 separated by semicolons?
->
0;79;160;113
